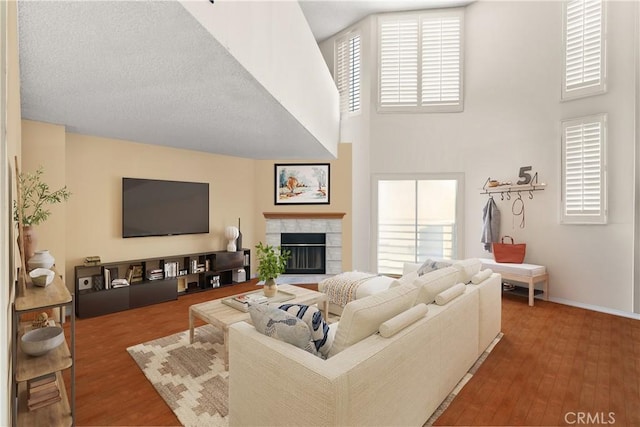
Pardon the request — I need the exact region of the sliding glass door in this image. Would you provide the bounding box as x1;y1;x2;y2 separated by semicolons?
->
374;174;463;275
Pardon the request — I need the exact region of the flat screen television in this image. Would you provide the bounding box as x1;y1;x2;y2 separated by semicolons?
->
122;178;209;238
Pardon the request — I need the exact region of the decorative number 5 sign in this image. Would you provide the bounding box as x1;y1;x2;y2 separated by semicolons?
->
517;166;534;185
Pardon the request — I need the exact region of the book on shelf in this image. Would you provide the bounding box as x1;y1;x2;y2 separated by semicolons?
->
146;268;164;280
27;373;56;390
27;374;61;410
130;264;143;283
28;395;61;411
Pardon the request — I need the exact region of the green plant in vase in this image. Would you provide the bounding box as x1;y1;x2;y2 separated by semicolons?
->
255;242;291;297
13;166;71;260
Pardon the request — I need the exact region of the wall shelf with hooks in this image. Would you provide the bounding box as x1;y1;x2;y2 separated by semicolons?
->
480;177;546;199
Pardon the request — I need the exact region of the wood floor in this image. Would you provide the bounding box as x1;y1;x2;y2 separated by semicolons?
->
62;282;640;427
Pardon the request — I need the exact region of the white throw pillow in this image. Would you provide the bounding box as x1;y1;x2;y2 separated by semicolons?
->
471;268;493;284
328;284;418;357
452;258;482;283
435;283;467;305
413;266;459;305
379;303;428;338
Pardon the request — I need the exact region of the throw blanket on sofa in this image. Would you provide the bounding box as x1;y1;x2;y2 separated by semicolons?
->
320;272;379;308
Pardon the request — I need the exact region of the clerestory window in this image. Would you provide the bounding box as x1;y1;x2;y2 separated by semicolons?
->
378;9;464;113
335;32;361;114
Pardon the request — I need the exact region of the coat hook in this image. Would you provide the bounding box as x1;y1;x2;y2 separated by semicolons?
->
500;192;504;201
506;190;511;200
529;190;534;199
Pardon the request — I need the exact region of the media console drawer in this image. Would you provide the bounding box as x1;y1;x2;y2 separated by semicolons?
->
214;251;244;271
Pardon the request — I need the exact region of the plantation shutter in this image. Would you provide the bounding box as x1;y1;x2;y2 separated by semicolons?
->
348;35;361;112
563;0;605;99
379;17;419;107
379;10;463;112
336;33;361;113
421;15;461;105
561;114;607;224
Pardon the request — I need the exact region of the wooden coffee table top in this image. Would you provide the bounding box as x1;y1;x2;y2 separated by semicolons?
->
190;284;327;328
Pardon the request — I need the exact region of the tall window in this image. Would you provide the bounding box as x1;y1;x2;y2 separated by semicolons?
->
561;114;607;224
378;9;464;112
562;0;606;100
335;32;361;114
374;175;463;275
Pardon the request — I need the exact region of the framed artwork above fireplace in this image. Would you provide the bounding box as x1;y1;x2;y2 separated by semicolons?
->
274;163;330;205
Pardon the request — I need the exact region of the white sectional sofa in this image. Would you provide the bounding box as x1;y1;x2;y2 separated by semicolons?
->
228;262;502;426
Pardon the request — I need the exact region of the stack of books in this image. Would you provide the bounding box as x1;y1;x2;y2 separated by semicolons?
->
146;269;163;280
27;373;61;411
163;261;180;278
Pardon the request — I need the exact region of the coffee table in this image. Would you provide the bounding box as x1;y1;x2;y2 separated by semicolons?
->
188;284;329;370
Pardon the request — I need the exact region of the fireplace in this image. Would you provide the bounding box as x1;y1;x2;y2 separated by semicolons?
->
281;233;326;274
264;212;345;275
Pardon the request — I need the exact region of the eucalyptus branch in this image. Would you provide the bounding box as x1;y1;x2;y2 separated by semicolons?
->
13;166;71;226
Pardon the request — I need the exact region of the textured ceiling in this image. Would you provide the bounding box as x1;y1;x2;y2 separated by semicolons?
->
18;0;333;159
18;0;473;159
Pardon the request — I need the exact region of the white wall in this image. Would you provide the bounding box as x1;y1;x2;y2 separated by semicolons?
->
180;0;340;158
332;1;638;314
320;17;374;272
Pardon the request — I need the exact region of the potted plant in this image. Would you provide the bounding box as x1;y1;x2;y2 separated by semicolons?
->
255;242;291;297
13;166;71;260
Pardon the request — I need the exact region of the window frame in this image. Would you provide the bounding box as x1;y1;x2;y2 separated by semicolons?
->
371;173;465;275
335;31;361;115
560;113;608;224
561;0;607;101
377;9;465;113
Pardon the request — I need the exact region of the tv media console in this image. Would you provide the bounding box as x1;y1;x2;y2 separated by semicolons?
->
74;249;251;318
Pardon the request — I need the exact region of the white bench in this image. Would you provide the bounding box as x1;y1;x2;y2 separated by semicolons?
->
479;258;548;307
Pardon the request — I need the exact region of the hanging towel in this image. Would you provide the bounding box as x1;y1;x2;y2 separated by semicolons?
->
481;198;501;252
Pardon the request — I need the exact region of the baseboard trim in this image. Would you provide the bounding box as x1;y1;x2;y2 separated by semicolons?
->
548;297;640;320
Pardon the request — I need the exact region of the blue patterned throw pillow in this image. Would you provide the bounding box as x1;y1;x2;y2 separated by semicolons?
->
275;303;333;358
248;304;317;355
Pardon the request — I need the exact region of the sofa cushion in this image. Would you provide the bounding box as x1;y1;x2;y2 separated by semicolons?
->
248;304;317;355
328;284;418;357
435;283;467;305
379;303;428;338
452;258;482;283
414;266;459;305
389;270;418;288
275;303;333;358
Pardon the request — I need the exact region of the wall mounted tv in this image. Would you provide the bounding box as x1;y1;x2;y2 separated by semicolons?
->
122;178;209;238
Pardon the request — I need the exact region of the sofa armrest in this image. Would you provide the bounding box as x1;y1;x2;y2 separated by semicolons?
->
471;272;502;355
229;322;342;426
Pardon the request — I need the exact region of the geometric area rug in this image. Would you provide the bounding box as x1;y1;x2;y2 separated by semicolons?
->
127;325;228;427
127;326;503;427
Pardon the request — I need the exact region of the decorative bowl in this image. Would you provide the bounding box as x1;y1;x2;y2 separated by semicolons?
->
20;326;64;356
29;268;55;287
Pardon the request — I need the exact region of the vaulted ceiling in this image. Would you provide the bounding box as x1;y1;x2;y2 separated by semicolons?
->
18;0;471;159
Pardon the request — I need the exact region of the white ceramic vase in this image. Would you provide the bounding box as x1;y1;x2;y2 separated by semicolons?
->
28;250;55;270
225;226;239;252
